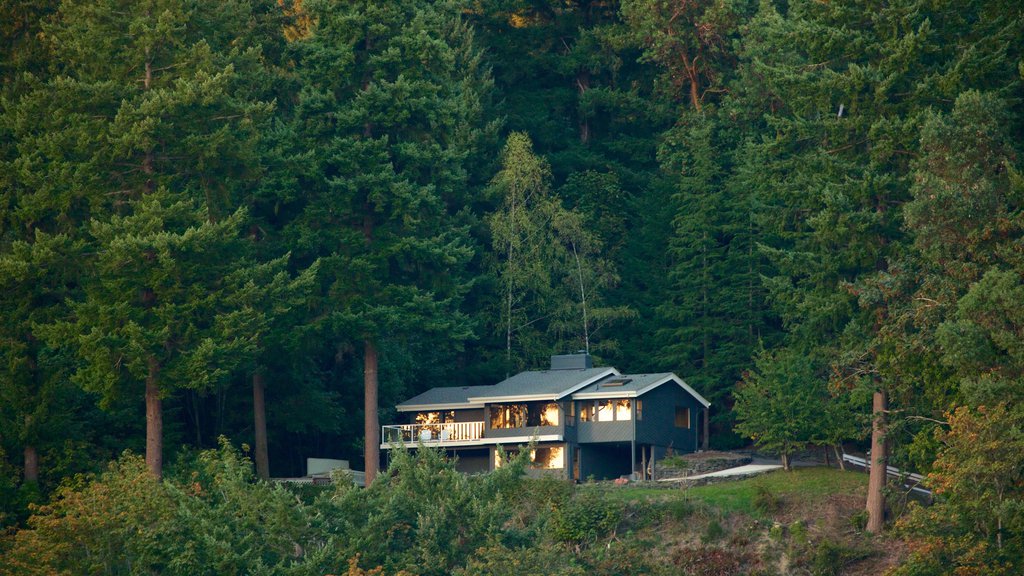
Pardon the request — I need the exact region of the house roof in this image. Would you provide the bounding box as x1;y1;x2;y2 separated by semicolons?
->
396;385;493;411
467;367;619;403
572;372;711;407
396;363;710;412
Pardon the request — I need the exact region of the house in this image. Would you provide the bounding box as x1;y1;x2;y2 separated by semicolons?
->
380;353;710;480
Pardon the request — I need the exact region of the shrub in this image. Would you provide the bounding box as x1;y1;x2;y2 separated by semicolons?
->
807;539;873;576
703;518;727;542
753;483;782;515
551;492;623;551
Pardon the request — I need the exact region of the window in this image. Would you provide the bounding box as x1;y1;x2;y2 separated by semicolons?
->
580;402;592;422
490;404;526;429
414;411;455;425
581;399;633;422
636;400;643;421
675;407;691;428
614;399;631;421
495;446;565;469
526;402;559;427
566;401;576;426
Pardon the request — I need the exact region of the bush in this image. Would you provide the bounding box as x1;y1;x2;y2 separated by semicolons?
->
551;492;623;551
703;518;727;542
753;483;782;515
808;539;873;576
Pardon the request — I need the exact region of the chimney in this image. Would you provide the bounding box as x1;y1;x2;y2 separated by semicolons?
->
550;353;592;370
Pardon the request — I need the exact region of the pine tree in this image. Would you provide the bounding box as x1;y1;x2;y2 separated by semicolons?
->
9;0;281;477
741;0;1022;531
289;0;488;482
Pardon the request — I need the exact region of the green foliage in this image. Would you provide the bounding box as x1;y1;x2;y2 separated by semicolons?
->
807;539;873;576
734;346;857;466
0;441;316;576
486;132;633;372
551;490;624;551
753;483;781;515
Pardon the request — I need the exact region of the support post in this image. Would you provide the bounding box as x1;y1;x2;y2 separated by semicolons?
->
702;407;710;451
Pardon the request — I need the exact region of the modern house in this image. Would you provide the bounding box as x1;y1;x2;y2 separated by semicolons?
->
380;354;710;480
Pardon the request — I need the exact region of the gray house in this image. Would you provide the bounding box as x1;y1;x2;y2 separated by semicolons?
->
380;354;710;480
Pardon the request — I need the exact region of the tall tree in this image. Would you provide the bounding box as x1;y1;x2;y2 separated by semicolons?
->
739;0;1022;530
487;132;632;373
290;0;487;482
13;0;279;477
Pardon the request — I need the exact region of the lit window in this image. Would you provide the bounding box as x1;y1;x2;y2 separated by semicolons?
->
614;399;631;421
580;402;592;422
675;407;690;428
525;401;559;427
636;400;643;421
490;404;526;429
597;400;615;422
495;446;565;469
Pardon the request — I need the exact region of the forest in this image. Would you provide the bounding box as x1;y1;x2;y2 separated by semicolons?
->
1;0;1023;573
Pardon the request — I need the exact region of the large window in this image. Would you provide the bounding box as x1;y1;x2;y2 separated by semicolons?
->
415;411;455;425
579;399;632;422
489;402;558;429
495;446;565;469
526;402;559;427
490;404;526;429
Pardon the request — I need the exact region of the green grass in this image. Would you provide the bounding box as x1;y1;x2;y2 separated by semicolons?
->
584;467;867;517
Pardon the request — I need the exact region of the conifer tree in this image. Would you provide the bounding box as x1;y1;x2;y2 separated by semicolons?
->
289;0;487;482
741;0;1022;531
11;0;280;477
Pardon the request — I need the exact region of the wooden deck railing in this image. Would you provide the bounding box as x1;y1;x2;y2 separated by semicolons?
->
381;421;485;444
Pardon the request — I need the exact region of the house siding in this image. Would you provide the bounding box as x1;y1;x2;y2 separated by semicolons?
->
454;408;484;423
576;419;634;443
635;383;703;453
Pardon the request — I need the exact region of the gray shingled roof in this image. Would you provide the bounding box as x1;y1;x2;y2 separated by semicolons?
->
397;367;615;410
397;385;496;409
472;367;616;399
572;373;674;395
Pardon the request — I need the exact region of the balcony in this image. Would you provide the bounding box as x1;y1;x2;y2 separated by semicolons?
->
381;421;485;446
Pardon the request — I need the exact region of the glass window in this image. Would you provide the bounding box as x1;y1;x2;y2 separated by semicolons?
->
675;407;691;428
532;446;564;469
495;446;565;469
415;412;440;425
566;401;576;426
614;399;631;421
490;404;527;429
597;400;615;422
636;400;643;421
525;402;559;427
580;402;592;422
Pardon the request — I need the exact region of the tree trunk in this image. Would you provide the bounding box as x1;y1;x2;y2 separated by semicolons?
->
145;356;162;478
253;371;270;480
23;444;38;484
866;389;888;533
364;340;379;484
834;444;846;471
576;69;590;144
781;452;790;471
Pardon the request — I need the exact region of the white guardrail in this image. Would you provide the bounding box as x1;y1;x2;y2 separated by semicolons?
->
842;453;931;497
381;421;485;444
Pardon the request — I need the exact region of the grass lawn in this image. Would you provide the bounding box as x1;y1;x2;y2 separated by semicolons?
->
687;467;867;515
585;467;867;517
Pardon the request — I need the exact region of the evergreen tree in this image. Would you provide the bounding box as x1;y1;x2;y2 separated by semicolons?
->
10;0;282;477
739;0;1022;530
289;0;487;482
